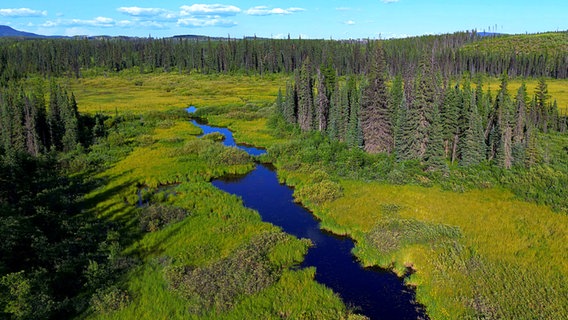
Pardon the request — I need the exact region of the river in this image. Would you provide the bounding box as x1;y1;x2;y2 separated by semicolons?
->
189;108;426;319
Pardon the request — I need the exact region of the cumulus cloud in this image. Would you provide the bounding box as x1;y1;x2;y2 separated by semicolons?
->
177;17;236;28
0;8;47;17
245;6;305;16
345;20;355;25
43;17;117;28
117;7;167;17
180;4;240;16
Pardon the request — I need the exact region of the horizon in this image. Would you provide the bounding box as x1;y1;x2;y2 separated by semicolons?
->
0;1;567;40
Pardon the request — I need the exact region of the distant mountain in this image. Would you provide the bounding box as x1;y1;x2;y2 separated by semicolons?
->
0;25;47;38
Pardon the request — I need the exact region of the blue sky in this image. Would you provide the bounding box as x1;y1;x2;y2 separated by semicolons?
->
0;1;566;39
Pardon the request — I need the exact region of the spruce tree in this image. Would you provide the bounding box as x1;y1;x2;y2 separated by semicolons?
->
346;77;362;148
409;56;437;161
275;87;284;118
394;89;411;161
23;96;40;156
297;58;314;131
60;90;79;152
534;77;550;132
48;83;64;150
460;103;486;166
360;43;392;154
512;83;528;165
493;73;514;169
389;74;403;130
440;85;460;162
315;68;329;132
425;104;448;172
283;80;297;124
327;82;341;140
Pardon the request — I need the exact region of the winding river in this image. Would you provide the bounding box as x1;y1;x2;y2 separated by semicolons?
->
188;108;426;319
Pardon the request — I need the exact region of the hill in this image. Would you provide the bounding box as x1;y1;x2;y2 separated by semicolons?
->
461;31;568;56
0;25;46;38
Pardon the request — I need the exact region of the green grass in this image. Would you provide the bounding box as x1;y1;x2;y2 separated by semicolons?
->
281;172;568;319
74;72;567;319
73;75;352;319
482;77;568;113
71;72;285;115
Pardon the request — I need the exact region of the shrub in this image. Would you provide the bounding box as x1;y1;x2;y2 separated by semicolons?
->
202;132;225;142
90;286;131;314
165;232;288;313
366;218;461;255
294;180;343;205
139;204;190;232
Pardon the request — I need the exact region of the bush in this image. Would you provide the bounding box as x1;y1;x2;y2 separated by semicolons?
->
202;132;225;142
139;204;191;232
366;218;461;255
165;232;288;313
90;286;131;314
294;180;343;205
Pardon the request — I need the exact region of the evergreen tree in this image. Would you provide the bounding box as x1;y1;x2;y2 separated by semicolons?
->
440;84;460;162
460;103;486;166
409;56;437;160
60;91;79;152
23;96;40;156
315;68;329;132
389;74;403;130
534;77;550;132
360;43;392;153
346;77;362;147
425;104;447;171
524;122;539;167
493;73;514;169
48;83;64;150
394;88;412;161
283;80;297;124
297;58;314;131
512;83;528;165
327;81;341;140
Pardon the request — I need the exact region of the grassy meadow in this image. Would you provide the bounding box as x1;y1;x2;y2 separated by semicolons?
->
71;73;356;319
484;77;568;113
70;71;568;319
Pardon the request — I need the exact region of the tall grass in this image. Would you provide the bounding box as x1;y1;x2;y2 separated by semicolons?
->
75;78;351;318
303;180;568;319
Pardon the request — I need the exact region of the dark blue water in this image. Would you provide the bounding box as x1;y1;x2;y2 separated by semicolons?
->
187;106;266;156
188;107;426;319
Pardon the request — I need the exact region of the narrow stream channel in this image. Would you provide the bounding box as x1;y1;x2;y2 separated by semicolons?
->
188;108;426;319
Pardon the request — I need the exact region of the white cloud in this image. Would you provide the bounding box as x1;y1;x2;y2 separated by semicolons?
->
381;0;400;3
245;6;305;16
0;8;47;17
117;7;167;17
180;4;240;16
43;17;117;28
177;17;236;28
345;20;355;25
42;20;61;28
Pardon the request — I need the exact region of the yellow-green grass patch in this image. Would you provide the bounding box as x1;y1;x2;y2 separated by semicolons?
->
70;72;286;115
481;77;568;113
313;180;568;319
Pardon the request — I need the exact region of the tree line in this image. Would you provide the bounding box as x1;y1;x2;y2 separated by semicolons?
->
276;43;567;171
0;80;118;318
0;81;104;157
1;31;566;85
